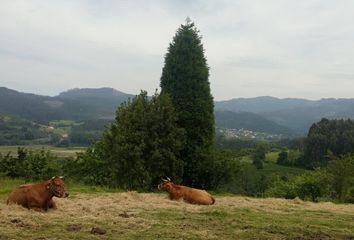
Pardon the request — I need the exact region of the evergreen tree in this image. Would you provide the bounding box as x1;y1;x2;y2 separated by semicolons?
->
252;143;266;169
304;118;354;168
277;149;289;166
160;19;215;187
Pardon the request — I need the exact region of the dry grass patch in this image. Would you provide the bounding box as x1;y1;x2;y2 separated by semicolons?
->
0;192;353;239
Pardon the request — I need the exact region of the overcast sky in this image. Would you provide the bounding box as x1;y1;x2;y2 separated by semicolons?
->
1;0;354;101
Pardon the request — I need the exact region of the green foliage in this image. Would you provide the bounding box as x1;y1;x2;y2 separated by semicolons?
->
0;147;62;180
69;119;111;145
304;118;354;168
0;115;109;146
198;149;240;190
294;170;331;202
266;169;331;202
277;149;288;165
0;115;52;145
221;162;267;196
160;20;214;187
70;91;185;190
326;154;354;202
252;143;267;169
267;154;354;202
63;141;110;186
265;179;297;199
215;133;258;152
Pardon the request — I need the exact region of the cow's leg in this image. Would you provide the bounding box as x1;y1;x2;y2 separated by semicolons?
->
48;199;57;209
27;198;46;212
30;206;45;212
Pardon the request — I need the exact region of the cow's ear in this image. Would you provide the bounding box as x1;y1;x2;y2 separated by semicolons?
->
46;182;51;189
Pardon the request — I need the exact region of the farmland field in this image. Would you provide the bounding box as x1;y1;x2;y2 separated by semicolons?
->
0;179;353;239
0;145;85;158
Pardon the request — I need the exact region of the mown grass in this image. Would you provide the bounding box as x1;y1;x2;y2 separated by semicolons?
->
0;178;353;239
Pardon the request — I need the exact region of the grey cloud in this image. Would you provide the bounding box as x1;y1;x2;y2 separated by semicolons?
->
1;0;354;100
226;57;284;69
0;49;48;63
319;73;354;80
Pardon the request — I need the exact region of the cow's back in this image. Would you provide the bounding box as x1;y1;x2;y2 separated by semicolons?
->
182;187;215;205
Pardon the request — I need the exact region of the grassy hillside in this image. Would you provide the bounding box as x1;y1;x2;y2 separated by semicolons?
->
0;179;353;239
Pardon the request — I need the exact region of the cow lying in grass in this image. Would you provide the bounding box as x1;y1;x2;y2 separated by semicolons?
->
7;176;69;212
158;178;215;205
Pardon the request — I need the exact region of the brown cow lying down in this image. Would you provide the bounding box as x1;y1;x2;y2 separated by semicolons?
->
7;176;69;212
158;178;215;205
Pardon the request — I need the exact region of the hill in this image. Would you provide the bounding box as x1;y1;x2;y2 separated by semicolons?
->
0;87;92;122
2;87;354;137
57;88;134;119
215;110;294;136
0;115;50;145
0;87;133;122
0;185;353;239
215;96;354;134
215;96;314;113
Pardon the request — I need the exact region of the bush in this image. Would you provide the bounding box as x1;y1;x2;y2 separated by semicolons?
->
0;147;62;181
326;154;354;202
266;169;331;202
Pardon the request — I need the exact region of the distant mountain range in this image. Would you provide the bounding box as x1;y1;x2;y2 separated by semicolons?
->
216;96;354;134
58;88;132;113
215;111;294;135
0;87;133;122
1;87;354;136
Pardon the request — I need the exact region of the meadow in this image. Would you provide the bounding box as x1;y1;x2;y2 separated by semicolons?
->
0;178;353;240
0;145;85;158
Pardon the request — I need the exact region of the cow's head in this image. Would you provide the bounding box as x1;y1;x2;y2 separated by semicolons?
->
47;176;69;198
158;177;173;191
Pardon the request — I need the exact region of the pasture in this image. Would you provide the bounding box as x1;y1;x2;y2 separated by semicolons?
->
0;179;353;239
0;145;85;158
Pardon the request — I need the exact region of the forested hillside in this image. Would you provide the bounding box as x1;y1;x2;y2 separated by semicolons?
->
215;111;294;136
57;88;133;118
2;87;354;137
0;87;133;122
216;96;354;134
0;87;92;122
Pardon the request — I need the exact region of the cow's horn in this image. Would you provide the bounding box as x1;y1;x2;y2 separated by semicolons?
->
59;176;64;179
51;176;55;180
167;177;171;181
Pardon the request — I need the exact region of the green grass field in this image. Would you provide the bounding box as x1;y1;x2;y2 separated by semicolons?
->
0;178;353;239
266;151;279;162
0;145;85;158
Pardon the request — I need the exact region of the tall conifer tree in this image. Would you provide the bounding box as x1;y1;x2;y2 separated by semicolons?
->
160;19;215;187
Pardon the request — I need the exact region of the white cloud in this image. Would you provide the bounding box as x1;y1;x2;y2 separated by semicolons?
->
1;0;354;100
